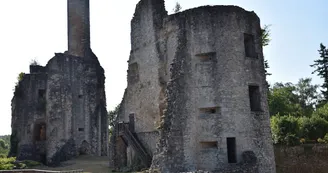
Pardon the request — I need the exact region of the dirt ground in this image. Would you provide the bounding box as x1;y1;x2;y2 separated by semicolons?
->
34;155;113;173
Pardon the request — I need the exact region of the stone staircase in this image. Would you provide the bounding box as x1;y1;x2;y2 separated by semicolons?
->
117;122;152;167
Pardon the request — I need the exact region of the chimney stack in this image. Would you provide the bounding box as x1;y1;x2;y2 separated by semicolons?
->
67;0;90;57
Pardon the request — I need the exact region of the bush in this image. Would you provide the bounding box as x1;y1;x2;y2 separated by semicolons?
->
0;163;14;170
0;157;16;170
271;115;300;145
313;103;328;121
300;116;328;140
22;160;41;167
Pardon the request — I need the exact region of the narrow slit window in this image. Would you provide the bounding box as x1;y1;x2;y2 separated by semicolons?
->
128;63;139;84
244;33;256;58
227;137;237;163
78;128;84;132
248;85;261;111
195;52;216;62
200;141;217;149
199;107;219;114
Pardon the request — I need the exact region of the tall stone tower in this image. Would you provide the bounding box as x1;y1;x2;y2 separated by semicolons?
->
67;0;90;57
109;0;276;173
10;0;108;166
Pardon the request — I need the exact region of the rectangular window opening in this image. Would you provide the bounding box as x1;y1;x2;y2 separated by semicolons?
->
128;62;139;84
38;89;45;99
199;107;219;114
78;128;84;132
200;141;217;149
195;52;216;62
78;94;83;98
227;137;237;163
248;85;261;111
244;33;256;58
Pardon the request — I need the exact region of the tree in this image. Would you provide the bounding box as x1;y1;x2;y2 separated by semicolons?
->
310;43;328;102
261;25;271;47
0;139;6;149
261;25;272;77
268;82;302;117
172;2;182;13
108;103;121;127
295;78;319;116
270;115;300;146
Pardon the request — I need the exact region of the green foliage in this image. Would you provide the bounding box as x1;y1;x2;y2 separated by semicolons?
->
261;25;272;77
299;116;328;140
312;103;328;121
270;115;300;145
22;160;41;167
310;43;328;102
108;103;121;137
261;25;271;47
0;157;15;170
0;157;41;170
108;103;121;127
268;82;302;117
14;72;25;88
0;136;10;157
268;79;319;117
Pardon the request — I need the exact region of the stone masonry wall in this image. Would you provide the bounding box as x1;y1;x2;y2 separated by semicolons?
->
274;144;328;173
151;3;275;173
111;0;276;172
45;51;107;166
11;51;108;166
10;71;47;161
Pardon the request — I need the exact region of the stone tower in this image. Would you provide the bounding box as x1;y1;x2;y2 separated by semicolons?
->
67;0;90;57
109;0;276;173
10;0;108;166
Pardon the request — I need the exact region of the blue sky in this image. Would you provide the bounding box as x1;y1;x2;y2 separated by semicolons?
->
0;0;326;135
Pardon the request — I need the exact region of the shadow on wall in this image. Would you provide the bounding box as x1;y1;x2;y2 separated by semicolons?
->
275;144;328;173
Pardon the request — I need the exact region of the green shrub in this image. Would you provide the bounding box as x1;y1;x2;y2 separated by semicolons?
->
313;103;328;121
0;163;14;170
22;160;41;167
0;157;16;170
300;116;328;140
284;133;300;146
271;115;300;145
324;133;328;142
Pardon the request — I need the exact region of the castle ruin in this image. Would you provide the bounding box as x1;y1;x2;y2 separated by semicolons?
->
109;0;276;172
10;0;108;166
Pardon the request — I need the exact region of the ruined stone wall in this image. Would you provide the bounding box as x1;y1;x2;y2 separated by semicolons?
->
11;51;108;166
152;4;275;173
274;144;328;173
111;0;275;172
45;52;107;165
10;70;47;161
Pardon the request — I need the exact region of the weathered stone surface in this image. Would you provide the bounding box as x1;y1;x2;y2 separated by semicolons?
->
10;0;108;166
275;144;328;173
110;0;276;173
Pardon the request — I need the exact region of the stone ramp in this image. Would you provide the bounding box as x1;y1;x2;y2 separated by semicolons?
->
32;156;110;173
